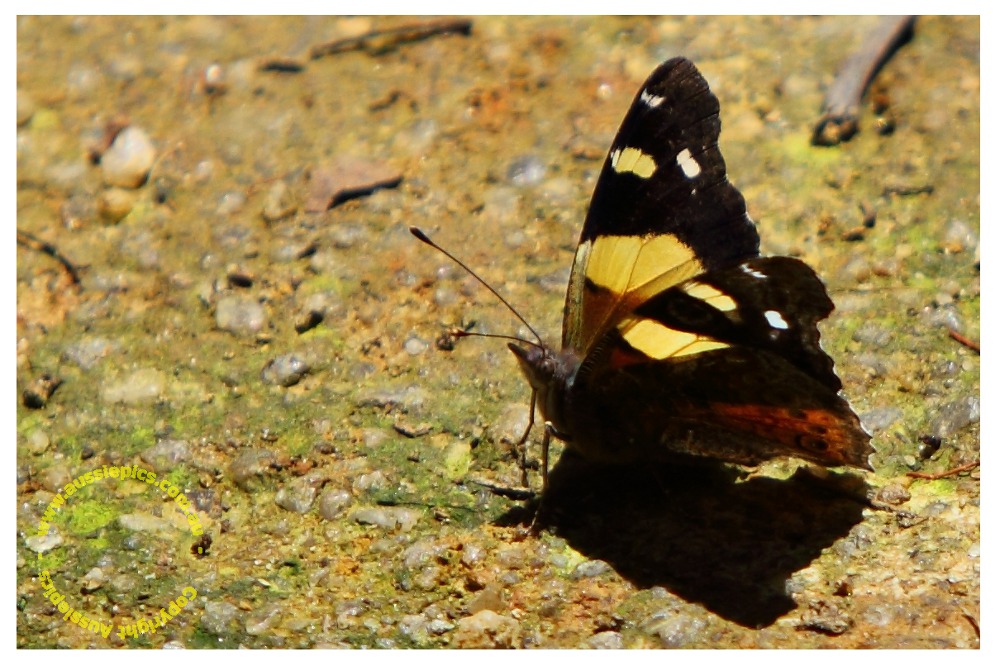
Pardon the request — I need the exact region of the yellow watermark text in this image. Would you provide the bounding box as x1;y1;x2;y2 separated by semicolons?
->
32;463;204;642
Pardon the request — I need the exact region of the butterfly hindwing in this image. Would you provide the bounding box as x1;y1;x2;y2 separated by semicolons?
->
623;256;841;390
564;58;760;354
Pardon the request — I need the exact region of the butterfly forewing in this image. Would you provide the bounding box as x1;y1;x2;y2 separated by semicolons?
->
563;58;760;354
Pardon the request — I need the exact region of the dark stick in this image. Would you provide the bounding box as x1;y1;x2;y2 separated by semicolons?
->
948;328;980;354
906;459;979;480
16;228;82;285
310;19;472;59
812;16;916;146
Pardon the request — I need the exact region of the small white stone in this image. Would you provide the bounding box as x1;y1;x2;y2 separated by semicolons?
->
101;126;156;189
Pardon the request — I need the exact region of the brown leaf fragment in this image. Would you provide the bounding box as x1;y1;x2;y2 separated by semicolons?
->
305;156;402;212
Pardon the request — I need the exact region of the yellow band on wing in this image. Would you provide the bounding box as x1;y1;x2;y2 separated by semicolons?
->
619;317;729;359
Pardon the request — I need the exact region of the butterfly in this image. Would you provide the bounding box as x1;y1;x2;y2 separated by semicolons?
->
507;58;872;481
414;57;872;493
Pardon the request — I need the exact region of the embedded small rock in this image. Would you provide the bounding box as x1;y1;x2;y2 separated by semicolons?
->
275;478;318;514
261;354;310;387
101;367;166;404
201;600;240;635
228;448;276;491
453;610;520;649
101;126;155;188
317;488;353;520
216;295;267;336
25;533;64;554
140;438;191;472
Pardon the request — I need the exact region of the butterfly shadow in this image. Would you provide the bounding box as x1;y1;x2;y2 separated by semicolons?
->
503;451;869;628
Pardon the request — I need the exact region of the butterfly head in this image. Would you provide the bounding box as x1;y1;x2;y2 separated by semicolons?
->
507;341;580;437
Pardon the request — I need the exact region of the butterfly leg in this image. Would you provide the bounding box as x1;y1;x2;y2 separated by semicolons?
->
514;389;537;488
541;422;553;494
526;422;557;534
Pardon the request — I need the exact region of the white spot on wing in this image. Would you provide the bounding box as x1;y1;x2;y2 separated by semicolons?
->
676;148;701;179
640;89;665;107
764;310;789;330
741;264;767;279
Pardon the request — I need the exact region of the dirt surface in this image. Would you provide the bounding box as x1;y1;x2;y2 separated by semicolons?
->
16;16;979;648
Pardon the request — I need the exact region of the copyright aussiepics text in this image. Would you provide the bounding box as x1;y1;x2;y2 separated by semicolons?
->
35;463;204;538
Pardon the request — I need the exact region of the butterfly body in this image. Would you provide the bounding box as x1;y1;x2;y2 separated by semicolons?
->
509;57;872;472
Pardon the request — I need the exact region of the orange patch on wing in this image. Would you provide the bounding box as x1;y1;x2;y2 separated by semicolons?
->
710;403;864;468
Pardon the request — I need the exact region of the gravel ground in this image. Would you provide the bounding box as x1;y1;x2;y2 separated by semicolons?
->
16;16;978;648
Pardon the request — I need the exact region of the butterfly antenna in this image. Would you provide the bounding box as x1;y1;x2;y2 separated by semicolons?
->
409;226;544;348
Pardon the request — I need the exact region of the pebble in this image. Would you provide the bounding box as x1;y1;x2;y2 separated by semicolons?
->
395;118;439;155
587;631;624;649
107;54;143;82
443;440;471;480
876;483;911;506
355;385;428;411
17;89;36;126
403;336;429;355
507;154;547;187
63;336;116;370
100;367;166;404
200;600;239;635
929;396;980;438
25;533;64;554
261;354;310;387
352;470;390;493
275;478;318;514
351;506;421;532
227;448;276;491
81;567;106;592
330;222;368;249
261;181;297;222
427;618;454;635
97;187;136;224
215;295;267;336
851;322;893;348
453;610;521;648
571;559;611;579
859;406;903;433
40;463;73;492
492;402;531;444
66;64;102;99
853;352;888;377
101;126;156;188
398;614;430;641
23;373;62;409
460;542;486;566
317;488;353;520
60;192;97;229
466;585;505;614
644;611;708;647
26;429;51;455
216;191;247;216
919;304;962;332
402;538;447;569
245;603;283;636
481;186;521;224
118;512;174;534
942;218;977;253
140;438;191;472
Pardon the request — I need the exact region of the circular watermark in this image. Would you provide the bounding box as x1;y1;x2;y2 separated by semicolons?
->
30;463;207;642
